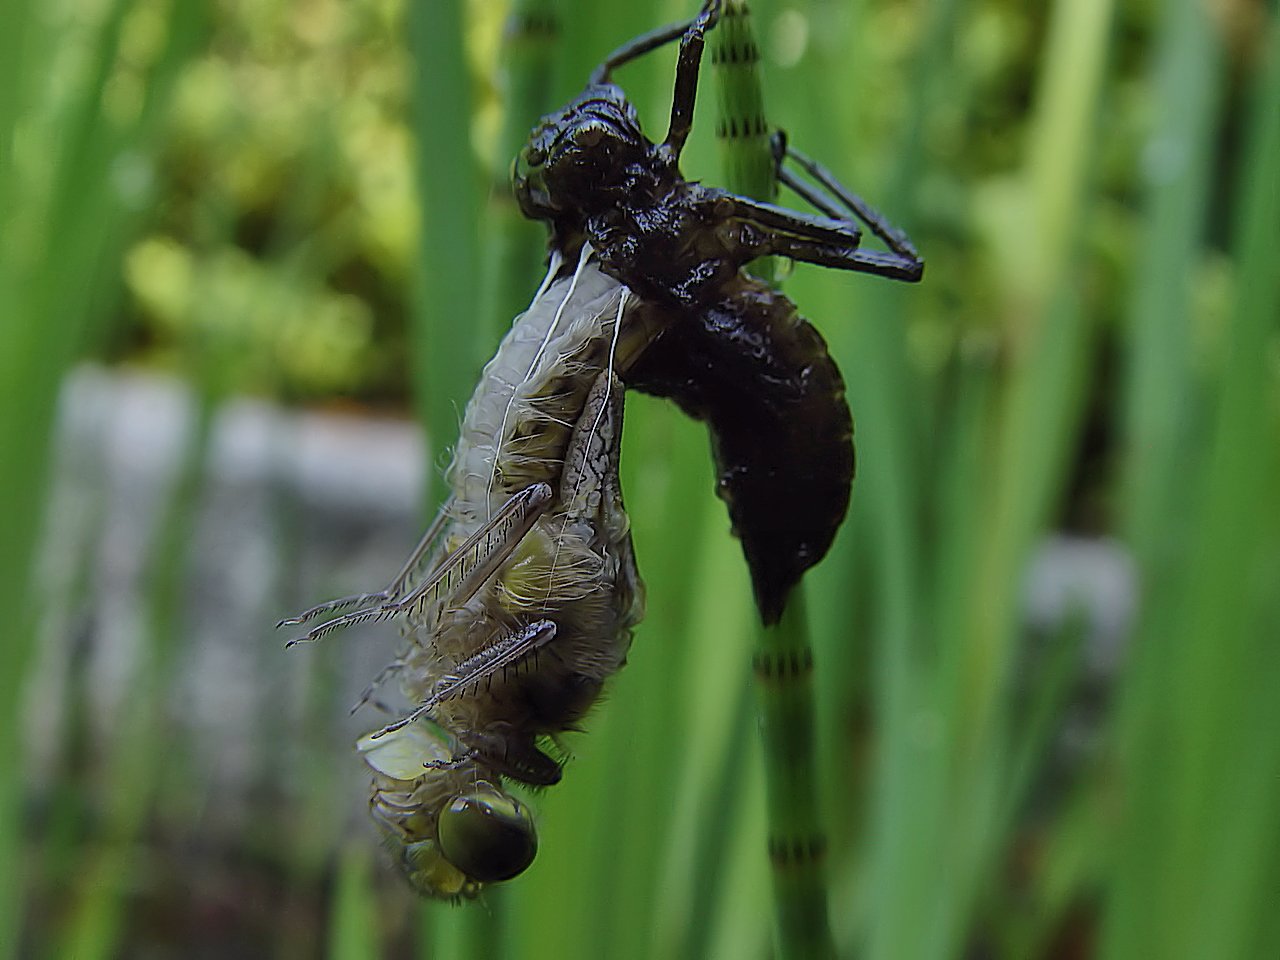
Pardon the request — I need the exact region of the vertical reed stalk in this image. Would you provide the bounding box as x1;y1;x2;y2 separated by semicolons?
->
713;4;835;957
0;2;202;955
476;0;560;345
406;0;479;507
404;2;484;956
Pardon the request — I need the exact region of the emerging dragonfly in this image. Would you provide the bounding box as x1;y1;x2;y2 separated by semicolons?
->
282;0;921;899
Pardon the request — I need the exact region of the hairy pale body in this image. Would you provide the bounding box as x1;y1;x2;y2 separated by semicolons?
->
359;258;656;897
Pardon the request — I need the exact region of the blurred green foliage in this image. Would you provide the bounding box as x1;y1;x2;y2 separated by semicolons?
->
108;0;421;403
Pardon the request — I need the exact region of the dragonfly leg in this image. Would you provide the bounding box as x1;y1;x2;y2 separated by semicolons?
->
712;129;925;282
417;729;561;788
277;496;455;628
589;1;721;85
284;483;553;646
424;620;558;711
464;725;564;787
723;189;923;283
422;749;482;774
558;369;625;525
770;131;922;270
664;1;724;157
349;652;409;716
366;620;558;739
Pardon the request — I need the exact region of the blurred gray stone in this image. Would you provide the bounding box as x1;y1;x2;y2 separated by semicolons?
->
27;367;434;841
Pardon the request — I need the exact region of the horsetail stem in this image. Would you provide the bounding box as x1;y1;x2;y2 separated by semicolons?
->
712;4;836;957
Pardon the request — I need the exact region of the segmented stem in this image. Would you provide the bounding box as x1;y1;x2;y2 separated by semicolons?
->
711;0;777;285
752;594;834;960
712;5;835;957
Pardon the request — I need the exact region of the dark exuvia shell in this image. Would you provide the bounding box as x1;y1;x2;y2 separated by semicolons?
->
624;277;853;625
518;71;861;626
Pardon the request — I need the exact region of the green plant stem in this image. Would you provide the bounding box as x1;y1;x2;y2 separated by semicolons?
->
477;0;559;345
713;4;834;956
58;395;216;960
1104;11;1280;957
407;0;479;513
754;594;835;960
1120;0;1223;566
711;0;776;284
0;2;202;955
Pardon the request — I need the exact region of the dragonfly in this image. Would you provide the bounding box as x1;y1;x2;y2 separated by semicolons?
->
283;257;656;898
281;0;921;900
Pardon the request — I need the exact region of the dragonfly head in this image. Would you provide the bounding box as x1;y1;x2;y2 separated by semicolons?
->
376;781;538;899
515;84;654;223
359;724;539;899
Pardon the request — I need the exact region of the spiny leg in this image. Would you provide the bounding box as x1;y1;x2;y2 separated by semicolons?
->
278;497;455;628
422;620;557;710
285;482;554;645
558;368;625;523
421;750;481;774
462;724;564;787
367;620;558;740
350;653;409;716
422;731;563;787
536;363;634;631
417;728;561;788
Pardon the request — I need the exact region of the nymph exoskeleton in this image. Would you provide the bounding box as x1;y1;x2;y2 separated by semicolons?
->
515;0;922;623
282;0;921;899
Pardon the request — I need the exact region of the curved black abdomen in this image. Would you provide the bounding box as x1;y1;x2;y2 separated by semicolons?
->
623;276;853;625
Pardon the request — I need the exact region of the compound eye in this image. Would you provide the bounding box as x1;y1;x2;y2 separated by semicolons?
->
437;784;537;883
523;144;547;167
